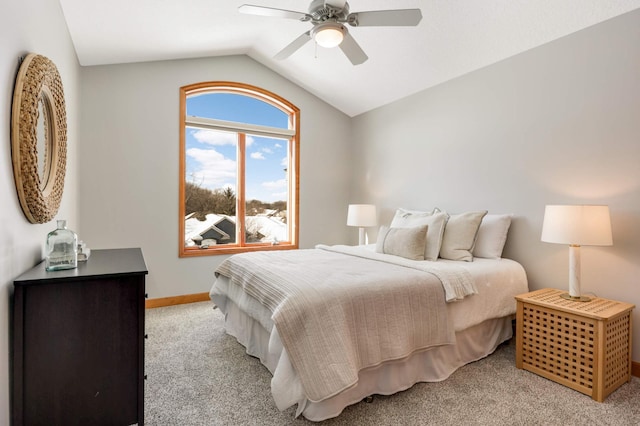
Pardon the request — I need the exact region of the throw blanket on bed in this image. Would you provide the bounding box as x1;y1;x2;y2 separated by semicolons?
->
215;247;473;403
316;245;477;302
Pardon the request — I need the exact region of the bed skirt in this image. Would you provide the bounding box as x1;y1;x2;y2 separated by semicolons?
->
217;296;514;422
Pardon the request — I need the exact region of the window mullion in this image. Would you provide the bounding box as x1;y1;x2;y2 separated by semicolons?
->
288;137;296;244
237;133;247;246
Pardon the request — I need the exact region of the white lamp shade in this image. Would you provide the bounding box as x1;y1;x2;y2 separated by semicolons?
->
541;205;612;246
347;204;377;227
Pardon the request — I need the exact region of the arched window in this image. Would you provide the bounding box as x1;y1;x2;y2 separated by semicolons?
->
179;82;299;257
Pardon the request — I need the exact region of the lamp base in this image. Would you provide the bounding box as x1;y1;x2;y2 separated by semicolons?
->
560;293;591;302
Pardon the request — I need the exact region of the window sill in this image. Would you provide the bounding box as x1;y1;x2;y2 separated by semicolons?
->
179;243;298;257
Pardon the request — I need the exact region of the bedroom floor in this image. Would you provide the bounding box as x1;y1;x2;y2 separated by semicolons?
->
144;302;640;425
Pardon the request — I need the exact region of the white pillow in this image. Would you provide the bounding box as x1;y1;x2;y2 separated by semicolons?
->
393;207;438;216
472;214;513;259
390;209;448;261
376;225;428;260
439;211;487;261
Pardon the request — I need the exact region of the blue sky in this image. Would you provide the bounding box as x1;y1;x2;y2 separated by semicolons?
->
185;93;290;203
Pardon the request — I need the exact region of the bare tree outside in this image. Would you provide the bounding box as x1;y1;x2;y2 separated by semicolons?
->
185;181;285;222
185;182;236;220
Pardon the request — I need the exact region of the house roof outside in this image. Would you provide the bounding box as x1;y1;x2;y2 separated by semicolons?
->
184;213;287;246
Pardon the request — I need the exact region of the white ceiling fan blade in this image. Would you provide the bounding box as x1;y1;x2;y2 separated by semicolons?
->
239;4;309;21
339;32;368;65
274;32;312;60
347;9;422;27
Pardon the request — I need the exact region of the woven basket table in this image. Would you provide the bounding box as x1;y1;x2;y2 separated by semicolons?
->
515;288;634;402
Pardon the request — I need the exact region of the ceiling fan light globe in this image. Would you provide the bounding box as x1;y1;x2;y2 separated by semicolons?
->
316;28;344;47
312;23;345;48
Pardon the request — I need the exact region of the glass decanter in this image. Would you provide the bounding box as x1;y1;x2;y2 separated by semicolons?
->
45;220;78;271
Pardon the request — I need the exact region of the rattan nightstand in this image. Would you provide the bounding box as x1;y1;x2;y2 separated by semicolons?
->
515;288;634;402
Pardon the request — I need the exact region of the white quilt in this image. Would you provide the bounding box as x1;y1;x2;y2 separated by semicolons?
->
316;244;478;302
214;246;479;402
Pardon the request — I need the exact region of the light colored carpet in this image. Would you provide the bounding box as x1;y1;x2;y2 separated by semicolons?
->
144;302;640;425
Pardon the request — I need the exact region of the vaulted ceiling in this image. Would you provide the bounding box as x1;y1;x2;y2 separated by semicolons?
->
59;0;640;117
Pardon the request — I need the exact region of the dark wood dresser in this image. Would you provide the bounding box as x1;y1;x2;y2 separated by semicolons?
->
12;248;148;426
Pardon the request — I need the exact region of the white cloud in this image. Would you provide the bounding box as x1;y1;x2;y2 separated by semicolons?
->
274;143;282;149
186;147;236;188
280;156;288;167
262;147;273;154
251;152;266;160
262;178;287;190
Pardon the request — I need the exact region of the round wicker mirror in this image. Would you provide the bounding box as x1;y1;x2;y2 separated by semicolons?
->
11;53;67;224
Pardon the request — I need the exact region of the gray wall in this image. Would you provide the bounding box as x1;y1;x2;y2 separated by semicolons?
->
78;55;353;299
0;0;81;423
351;9;640;362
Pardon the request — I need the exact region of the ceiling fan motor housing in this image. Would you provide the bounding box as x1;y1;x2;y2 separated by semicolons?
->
308;0;349;22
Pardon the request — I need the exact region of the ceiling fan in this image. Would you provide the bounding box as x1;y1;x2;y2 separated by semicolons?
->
239;0;423;65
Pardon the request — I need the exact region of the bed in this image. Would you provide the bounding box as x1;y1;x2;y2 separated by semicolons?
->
209;210;528;421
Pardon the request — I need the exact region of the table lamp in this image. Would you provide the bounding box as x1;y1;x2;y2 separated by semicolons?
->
541;205;612;301
347;204;377;245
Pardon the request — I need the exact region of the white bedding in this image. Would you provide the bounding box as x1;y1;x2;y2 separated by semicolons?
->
210;245;528;421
